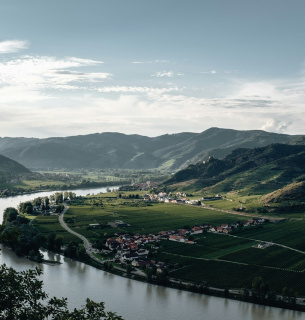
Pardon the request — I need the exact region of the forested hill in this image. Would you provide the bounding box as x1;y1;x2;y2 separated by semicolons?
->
164;144;305;196
0;128;303;170
0;154;31;175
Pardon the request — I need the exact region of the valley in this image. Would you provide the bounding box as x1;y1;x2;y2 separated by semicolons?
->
2;128;305;312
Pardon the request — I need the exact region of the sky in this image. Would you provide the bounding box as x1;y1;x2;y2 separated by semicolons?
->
0;0;305;138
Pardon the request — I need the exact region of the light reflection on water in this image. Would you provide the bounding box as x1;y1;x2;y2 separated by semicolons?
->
0;188;305;320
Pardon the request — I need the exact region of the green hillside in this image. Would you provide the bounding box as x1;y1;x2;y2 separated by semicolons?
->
0;128;302;170
165;144;305;200
0;154;31;175
261;181;305;204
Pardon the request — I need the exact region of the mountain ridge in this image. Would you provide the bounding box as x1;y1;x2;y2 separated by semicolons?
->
0;128;303;170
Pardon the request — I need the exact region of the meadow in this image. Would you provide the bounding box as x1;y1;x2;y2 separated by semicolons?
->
62;200;252;235
33;194;305;296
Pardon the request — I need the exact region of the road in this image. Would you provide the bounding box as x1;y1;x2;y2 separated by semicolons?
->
59;205;105;265
59;205;146;277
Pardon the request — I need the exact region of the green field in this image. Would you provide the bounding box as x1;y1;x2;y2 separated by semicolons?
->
169;259;305;294
231;221;305;251
220;246;305;271
63;201;251;236
33;194;305;296
33;215;81;243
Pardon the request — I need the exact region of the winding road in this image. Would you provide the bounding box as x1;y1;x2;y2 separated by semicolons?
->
59;205;105;265
58;205;146;277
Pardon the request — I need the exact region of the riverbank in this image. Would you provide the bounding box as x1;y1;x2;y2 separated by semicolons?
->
57;206;305;312
0;180;125;198
1;188;305;320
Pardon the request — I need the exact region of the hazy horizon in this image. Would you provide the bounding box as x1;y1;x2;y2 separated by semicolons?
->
0;126;303;140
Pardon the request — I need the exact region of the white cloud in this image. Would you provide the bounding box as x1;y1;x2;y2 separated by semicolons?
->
0;85;50;103
260;118;290;133
154;60;170;63
1;82;305;138
151;71;183;78
151;71;174;77
97;86;179;94
132;59;170;64
0;40;29;54
0;55;109;95
199;70;217;74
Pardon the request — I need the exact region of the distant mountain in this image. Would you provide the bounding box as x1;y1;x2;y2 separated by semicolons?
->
165;144;305;197
0;128;303;170
0;154;31;176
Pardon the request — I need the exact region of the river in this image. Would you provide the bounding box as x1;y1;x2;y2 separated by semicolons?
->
0;187;304;320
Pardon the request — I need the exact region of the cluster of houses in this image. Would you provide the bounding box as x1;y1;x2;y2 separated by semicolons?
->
208;218;265;234
119;181;158;192
104;217;266;268
142;192;222;205
105;233;156;269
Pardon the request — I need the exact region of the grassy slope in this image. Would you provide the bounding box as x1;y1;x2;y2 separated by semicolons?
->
163;144;305;217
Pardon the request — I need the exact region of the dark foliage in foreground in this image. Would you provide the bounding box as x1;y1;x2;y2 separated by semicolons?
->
0;263;124;320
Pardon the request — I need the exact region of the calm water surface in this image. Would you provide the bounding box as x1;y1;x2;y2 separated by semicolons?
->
0;187;304;320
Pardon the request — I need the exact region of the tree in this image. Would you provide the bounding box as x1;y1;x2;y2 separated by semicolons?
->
44;196;50;210
63;191;69;201
0;213;40;257
77;246;88;261
2;207;18;224
241;287;249;299
0;225;21;250
33;197;42;207
0;263;124;319
156;269;168;285
104;262;114;272
18;201;33;214
47;232;56;251
54;235;64;252
54;192;64;204
145;267;154;282
252;276;268;300
282;287;297;304
64;241;79;258
126;264;132;276
68;192;76;200
55;204;65;213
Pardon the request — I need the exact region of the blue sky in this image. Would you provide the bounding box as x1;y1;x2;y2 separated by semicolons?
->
0;0;305;137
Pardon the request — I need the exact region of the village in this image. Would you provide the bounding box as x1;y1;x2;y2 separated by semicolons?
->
102;214;266;272
20;189;266;274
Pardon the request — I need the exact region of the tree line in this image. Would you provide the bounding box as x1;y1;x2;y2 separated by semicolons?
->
0;192;77;261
